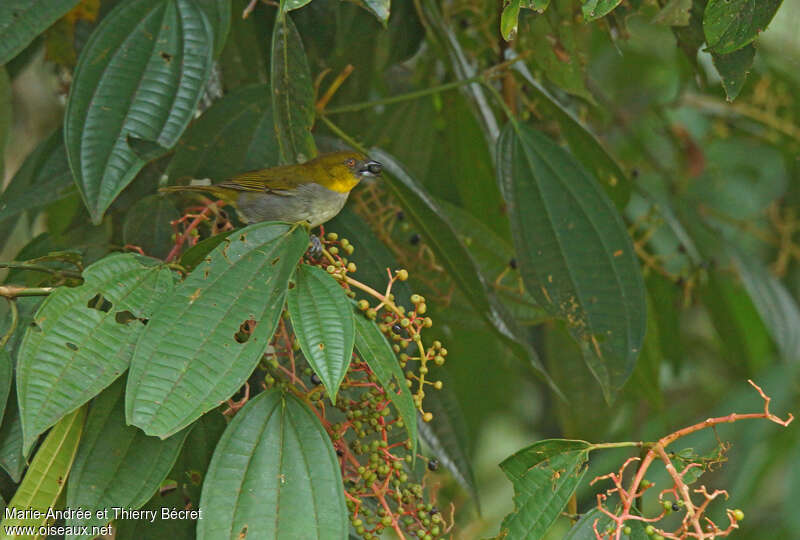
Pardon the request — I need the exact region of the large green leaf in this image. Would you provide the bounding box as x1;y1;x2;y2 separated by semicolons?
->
353;311;417;453
370;148;556;390
17;254;176;455
169;84;279;181
287;264;354;402
703;0;782;54
513;61;631;209
126;222;308;438
0;129;74;224
0;0;80;65
169;410;227;504
497;123;646;399
0;407;85;538
497;439;591;540
271;12;316;164
198;389;347;540
66;379;188;538
731;249;800;363
64;0;215;223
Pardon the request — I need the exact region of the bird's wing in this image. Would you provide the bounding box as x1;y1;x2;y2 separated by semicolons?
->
219;170;304;196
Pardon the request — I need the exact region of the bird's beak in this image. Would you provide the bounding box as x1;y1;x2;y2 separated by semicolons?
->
359;160;383;178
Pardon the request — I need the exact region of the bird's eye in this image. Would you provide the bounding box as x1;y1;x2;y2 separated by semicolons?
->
346;159;356;167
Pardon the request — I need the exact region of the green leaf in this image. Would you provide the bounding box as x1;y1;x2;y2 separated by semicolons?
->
359;0;391;23
17;254;176;455
731;248;800;363
178;230;236;271
497;123;646;400
0;407;85;537
123;195;181;260
169;410;227;504
0;386;26;482
0;129;74;224
501;0;522;41
703;0;782;54
653;0;692;26
563;508;611;539
498;439;591;540
271;12;316;164
370;148;556;390
712;44;755;102
287;264;354;402
523;0;594;103
66;379;189;537
281;0;314;12
64;0;215;223
440;201;548;325
0;351;11;428
417;381;479;506
581;0;623;21
196;0;232;57
126;223;308;438
0;0;80;65
514;60;631;209
218;0;273;88
168;84;279;181
352;311;417;454
114;489;195;540
198;389;347;540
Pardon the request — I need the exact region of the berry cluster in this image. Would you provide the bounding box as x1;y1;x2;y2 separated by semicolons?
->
257;231;452;539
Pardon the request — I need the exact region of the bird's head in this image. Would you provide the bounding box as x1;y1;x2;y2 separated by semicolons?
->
310;151;382;193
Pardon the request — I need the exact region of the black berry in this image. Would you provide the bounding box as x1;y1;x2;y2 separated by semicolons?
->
310;373;322;385
427;458;439;471
508;258;517;269
410;233;420;246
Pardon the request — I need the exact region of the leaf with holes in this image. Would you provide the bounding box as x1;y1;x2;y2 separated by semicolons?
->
703;0;782;54
126;222;308;438
0;0;81;65
0;407;85;534
66;379;189;538
288;264;354;402
270;12;316;164
168;84;279;182
198;389;347;540
64;0;214;223
16;253;176;455
497;123;646;400
353;311;416;454
498;439;591;539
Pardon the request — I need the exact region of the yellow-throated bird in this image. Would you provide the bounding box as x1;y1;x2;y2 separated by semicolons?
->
160;151;382;227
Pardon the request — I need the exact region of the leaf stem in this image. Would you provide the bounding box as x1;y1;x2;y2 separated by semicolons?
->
0;285;55;298
321;56;526;115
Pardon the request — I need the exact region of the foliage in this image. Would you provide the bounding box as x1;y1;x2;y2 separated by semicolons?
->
1;0;799;539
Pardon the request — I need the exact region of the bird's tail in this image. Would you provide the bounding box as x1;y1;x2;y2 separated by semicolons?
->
159;184;234;202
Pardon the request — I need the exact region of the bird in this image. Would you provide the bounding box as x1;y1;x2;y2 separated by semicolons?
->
160;151;382;228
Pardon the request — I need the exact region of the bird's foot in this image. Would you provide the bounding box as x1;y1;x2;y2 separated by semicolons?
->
308;235;324;260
